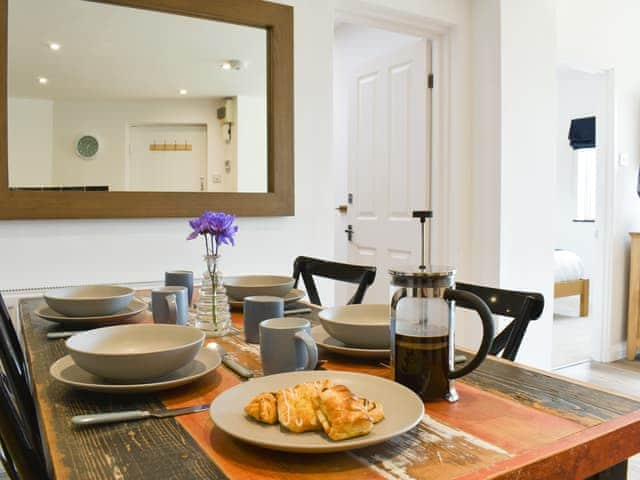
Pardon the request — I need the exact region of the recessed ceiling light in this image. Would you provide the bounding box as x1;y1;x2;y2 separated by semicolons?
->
179;89;188;95
220;60;243;71
48;42;61;51
38;77;48;85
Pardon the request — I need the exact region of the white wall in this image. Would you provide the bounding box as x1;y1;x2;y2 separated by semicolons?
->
470;0;501;288
49;98;228;191
466;0;557;368
236;96;268;192
7;98;53;187
557;0;640;359
498;0;557;368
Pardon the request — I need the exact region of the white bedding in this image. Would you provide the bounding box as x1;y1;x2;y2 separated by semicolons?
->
554;250;585;283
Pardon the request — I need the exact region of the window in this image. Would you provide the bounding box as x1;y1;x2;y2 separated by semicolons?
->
575;147;596;221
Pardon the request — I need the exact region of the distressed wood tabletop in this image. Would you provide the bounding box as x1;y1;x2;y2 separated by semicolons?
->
19;296;640;480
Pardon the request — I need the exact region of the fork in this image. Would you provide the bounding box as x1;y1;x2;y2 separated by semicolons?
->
207;343;254;379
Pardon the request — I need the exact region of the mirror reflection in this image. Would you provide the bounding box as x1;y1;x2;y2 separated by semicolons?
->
8;0;268;193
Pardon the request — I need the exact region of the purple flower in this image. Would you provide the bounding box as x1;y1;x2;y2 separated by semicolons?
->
187;211;238;254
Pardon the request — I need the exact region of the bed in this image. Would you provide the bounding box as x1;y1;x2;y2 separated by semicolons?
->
554;249;589;317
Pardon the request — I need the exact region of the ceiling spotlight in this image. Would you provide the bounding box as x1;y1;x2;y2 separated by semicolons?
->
38;77;48;85
220;60;243;71
179;89;188;95
49;42;61;51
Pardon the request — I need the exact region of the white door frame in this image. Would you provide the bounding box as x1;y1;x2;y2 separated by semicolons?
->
555;64;616;363
333;0;456;270
597;67;616;362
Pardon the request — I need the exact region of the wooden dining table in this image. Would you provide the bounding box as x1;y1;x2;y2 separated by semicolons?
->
17;295;640;480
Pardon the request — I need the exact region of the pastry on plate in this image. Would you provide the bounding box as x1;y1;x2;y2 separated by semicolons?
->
276;379;334;433
244;392;278;425
244;379;384;441
317;384;374;441
354;397;385;424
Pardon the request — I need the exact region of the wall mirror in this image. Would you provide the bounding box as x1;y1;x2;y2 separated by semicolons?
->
0;0;294;218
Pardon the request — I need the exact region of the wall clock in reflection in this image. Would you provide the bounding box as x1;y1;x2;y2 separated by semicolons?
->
76;135;99;159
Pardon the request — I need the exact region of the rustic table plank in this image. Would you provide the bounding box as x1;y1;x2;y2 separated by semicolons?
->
464;358;640;426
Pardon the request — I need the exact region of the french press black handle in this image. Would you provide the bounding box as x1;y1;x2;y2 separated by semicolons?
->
443;288;494;379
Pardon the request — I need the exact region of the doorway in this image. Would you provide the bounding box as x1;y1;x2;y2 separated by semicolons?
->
127;124;207;192
552;66;613;367
333;22;432;304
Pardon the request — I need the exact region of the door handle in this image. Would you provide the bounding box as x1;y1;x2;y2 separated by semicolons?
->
336;205;348;214
344;225;354;242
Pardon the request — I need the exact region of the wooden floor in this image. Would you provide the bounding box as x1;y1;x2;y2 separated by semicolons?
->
553;296;592;368
557;357;640;479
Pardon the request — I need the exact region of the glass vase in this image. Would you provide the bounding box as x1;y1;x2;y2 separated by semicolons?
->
196;254;231;336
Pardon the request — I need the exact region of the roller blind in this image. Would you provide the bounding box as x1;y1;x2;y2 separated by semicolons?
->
569;116;596;150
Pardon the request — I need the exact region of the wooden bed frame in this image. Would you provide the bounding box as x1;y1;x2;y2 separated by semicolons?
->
554;278;590;317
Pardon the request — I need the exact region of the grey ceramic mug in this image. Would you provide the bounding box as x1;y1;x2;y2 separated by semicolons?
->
243;296;285;344
165;270;194;306
151;286;189;326
259;317;318;375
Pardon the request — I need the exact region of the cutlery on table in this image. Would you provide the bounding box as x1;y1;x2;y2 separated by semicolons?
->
284;307;312;316
208;343;254;379
47;331;84;339
72;404;209;427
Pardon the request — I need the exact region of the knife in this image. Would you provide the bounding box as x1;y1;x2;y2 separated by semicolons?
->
71;404;209;427
47;331;84;339
283;308;312;316
208;343;254;379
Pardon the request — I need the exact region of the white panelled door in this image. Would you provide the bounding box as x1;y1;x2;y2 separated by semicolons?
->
128;124;207;192
345;39;431;304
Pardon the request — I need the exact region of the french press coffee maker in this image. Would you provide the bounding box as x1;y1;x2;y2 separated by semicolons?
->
389;211;494;402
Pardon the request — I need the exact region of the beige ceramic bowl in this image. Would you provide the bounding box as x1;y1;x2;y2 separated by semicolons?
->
44;285;135;317
65;324;205;382
223;275;295;300
319;304;390;348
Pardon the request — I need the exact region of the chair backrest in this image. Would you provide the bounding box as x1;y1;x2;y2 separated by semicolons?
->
455;282;544;361
292;256;376;306
0;294;47;478
0;294;25;378
0;373;48;480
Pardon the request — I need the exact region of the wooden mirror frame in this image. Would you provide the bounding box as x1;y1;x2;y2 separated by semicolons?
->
0;0;293;219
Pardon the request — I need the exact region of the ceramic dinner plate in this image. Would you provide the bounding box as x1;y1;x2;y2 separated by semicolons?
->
210;370;424;453
228;288;305;309
49;347;221;393
35;297;147;326
311;325;390;359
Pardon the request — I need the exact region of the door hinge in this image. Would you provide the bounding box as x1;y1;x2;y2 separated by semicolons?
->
348;193;353;204
428;73;434;89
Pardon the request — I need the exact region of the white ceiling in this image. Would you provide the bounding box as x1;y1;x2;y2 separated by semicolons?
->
8;0;267;100
334;22;423;68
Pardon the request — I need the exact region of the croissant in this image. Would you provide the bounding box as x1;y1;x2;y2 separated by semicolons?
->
276;380;334;433
354;397;385;424
316;384;374;441
244;392;278;424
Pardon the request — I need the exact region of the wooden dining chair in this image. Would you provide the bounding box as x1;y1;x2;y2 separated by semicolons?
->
0;373;49;479
454;283;545;361
292;256;376;306
0;293;47;478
